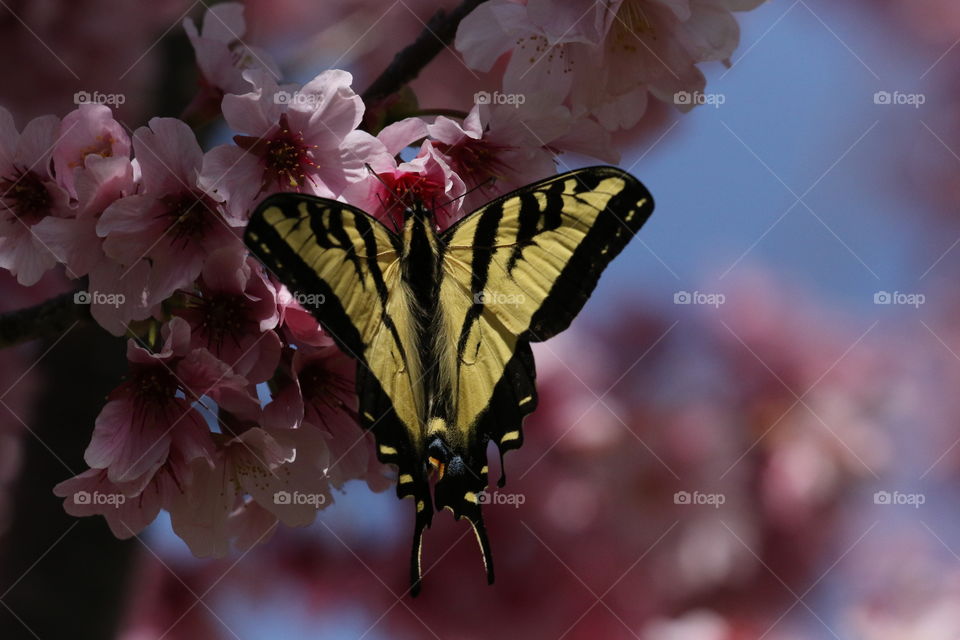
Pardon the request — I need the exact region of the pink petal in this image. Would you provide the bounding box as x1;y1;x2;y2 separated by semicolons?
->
378;117;430;155
133;118;203;194
455;1;522;71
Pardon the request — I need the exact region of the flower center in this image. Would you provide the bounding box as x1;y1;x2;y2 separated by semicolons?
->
299;361;353;422
264;114;316;188
375;171;444;229
0;169;52;223
159;191;217;246
68;135;115;168
130;365;180;408
195;293;249;351
614;0;655;49
434;137;512;189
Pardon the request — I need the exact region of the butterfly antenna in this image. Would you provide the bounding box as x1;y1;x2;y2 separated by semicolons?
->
439;176;496;210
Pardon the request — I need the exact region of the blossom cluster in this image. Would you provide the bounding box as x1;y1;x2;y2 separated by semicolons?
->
0;1;762;556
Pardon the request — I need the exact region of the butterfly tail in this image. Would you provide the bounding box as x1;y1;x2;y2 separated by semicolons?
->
409;488;433;597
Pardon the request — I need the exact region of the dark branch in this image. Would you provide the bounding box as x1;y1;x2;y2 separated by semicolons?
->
361;0;485;107
0;291;92;349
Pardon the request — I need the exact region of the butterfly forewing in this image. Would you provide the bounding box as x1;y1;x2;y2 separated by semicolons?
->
244;196;433;521
435;167;654;468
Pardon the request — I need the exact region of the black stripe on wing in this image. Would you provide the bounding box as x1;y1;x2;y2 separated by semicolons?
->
525;168;653;341
244;193;400;360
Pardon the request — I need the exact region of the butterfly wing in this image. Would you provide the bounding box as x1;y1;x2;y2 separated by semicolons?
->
245;195;435;563
434;166;654;516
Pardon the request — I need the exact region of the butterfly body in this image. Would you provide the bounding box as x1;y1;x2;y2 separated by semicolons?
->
244;167;654;595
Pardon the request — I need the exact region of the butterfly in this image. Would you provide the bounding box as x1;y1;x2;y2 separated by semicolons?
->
244;166;654;595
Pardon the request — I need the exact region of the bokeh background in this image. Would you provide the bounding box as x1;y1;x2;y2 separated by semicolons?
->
3;0;960;638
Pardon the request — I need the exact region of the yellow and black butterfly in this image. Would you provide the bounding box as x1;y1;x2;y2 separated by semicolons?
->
244;166;654;595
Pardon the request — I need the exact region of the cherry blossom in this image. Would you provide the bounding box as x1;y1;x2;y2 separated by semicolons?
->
429;100;616;210
173;247;281;384
265;342;391;491
82;318;228;488
98;117;241;309
53;445;192;539
274;282;328;348
342;121;465;230
199;69;388;221
183;2;280;98
170;424;332;557
0;108;73;285
456;0;763;130
52;104;131;198
31;153;155;335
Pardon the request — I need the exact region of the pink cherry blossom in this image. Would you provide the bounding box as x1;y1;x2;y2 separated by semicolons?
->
53;442;193;539
0;108;73;285
170;424;331;557
83;318;235;489
429;100;615;210
199;69;389;221
456;0;763;130
98;117;242;309
173;248;281;384
342;126;466;231
31;153;157;335
34;155;133;278
274;282;328;348
264;343;390;491
53;103;131;198
183;2;280;98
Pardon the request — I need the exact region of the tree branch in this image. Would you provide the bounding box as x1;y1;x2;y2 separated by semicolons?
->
0;291;92;350
360;0;485;107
